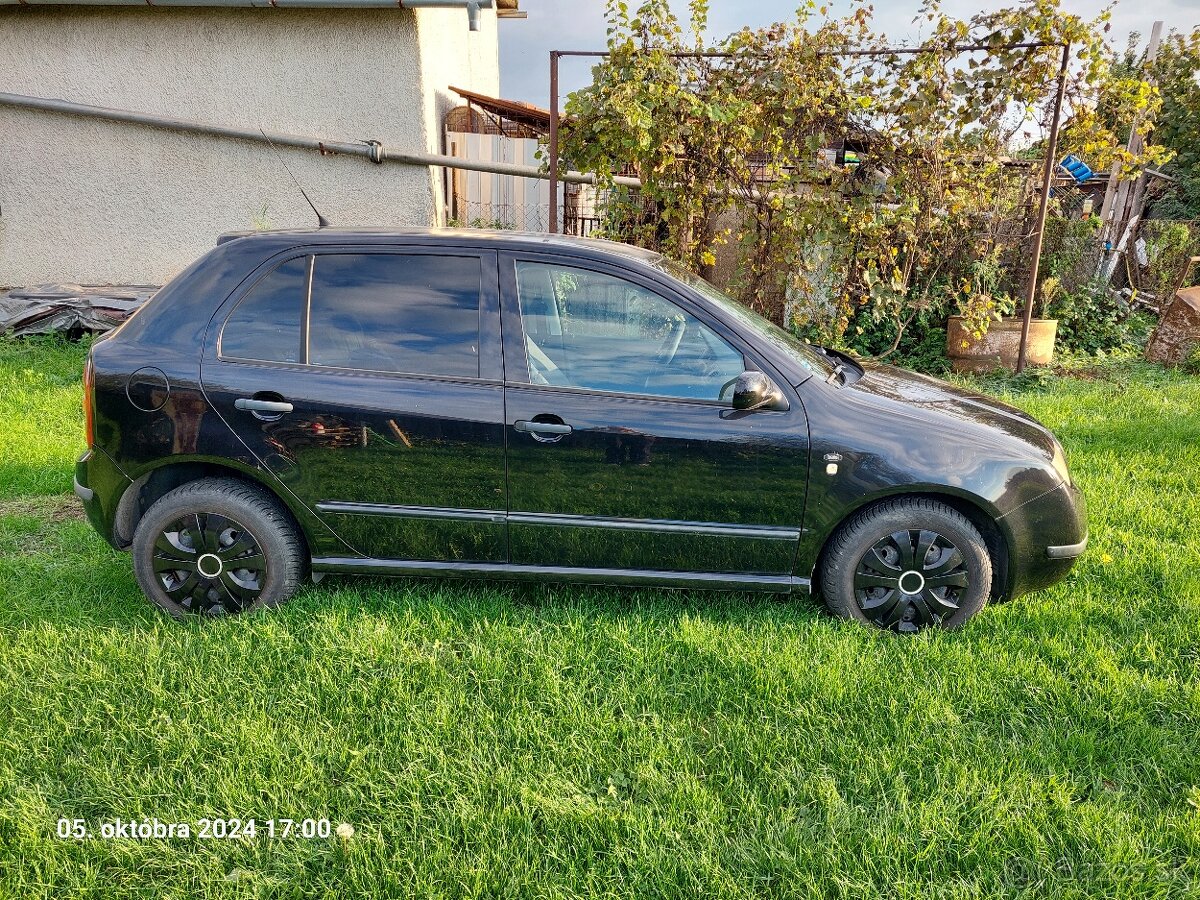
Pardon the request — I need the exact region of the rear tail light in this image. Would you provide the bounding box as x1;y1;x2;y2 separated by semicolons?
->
83;356;95;448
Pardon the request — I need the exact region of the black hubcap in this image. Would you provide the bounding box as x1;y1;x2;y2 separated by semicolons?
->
152;513;266;615
853;529;969;632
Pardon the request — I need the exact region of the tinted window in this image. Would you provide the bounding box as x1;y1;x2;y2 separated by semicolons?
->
656;257;833;377
309;254;481;377
220;256;307;363
515;261;745;402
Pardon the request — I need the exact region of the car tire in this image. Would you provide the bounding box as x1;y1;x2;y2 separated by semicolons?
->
132;477;305;618
820;497;991;633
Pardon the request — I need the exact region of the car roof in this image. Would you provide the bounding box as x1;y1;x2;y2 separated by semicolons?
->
215;227;666;266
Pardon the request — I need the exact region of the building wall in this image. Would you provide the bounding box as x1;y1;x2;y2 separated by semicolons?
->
414;6;500;224
0;5;499;286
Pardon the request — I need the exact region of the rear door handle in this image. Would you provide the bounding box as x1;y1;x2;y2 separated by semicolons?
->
235;398;293;414
514;419;573;436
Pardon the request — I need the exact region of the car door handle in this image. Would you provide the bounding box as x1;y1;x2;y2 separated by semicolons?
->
514;419;573;436
235;398;294;414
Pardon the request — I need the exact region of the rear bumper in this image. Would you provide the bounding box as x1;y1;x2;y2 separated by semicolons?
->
75;448;131;548
73;474;93;503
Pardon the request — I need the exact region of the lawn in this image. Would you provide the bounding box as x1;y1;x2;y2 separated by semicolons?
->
1;337;1198;899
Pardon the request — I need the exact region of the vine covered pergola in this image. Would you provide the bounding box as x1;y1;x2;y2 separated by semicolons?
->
547;0;1170;370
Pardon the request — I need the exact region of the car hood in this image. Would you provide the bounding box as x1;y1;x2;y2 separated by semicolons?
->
845;360;1060;462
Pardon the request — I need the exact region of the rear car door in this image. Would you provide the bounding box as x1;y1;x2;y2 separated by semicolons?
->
500;252;810;579
201;245;507;562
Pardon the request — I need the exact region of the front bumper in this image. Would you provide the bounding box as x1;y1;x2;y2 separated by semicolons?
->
1000;478;1087;599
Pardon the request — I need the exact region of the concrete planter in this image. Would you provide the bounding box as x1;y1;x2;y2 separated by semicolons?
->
946;316;1058;373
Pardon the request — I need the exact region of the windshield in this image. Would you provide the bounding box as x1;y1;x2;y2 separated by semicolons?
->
653;258;834;377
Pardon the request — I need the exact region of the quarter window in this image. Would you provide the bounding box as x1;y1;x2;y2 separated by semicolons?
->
308;254;481;378
220;256;307;363
514;261;745;402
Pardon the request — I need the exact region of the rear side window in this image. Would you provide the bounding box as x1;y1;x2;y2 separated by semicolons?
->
308;254;481;378
220;256;307;363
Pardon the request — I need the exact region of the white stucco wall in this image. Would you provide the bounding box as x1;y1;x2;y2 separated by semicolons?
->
0;5;500;286
414;6;500;224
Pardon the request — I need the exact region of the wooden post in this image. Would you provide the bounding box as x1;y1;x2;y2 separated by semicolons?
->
1016;42;1071;374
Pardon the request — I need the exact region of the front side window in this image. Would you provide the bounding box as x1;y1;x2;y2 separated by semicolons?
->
514;261;745;402
309;254;481;377
220;256;307;363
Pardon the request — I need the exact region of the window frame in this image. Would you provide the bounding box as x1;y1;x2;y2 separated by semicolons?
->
500;251;788;410
216;246;500;384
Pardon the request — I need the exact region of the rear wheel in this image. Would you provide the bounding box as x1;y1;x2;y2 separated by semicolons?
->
820;497;991;633
132;478;305;618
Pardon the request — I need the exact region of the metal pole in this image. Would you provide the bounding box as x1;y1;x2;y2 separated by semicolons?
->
1016;42;1070;374
548;51;560;234
0;91;640;189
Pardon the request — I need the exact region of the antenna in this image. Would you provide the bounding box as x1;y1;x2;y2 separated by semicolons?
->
260;129;331;228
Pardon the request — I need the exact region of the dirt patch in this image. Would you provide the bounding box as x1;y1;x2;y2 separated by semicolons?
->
0;494;86;524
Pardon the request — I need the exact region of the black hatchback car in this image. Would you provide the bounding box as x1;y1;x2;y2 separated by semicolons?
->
75;228;1086;631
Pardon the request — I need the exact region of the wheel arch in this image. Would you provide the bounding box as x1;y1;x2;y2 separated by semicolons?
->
808;487;1014;604
111;457;317;555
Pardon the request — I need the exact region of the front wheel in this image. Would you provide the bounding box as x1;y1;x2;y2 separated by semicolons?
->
820;498;992;633
132;478;305;618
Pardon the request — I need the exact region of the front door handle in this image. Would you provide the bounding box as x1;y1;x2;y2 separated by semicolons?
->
235;397;294;420
515;419;573;438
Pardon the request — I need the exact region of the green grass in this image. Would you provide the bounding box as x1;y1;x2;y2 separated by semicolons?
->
1;337;1199;899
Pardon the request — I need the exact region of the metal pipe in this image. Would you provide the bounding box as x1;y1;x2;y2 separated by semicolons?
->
548;50;560;234
1;0;495;29
1015;42;1071;374
548;41;1061;60
0;91;641;188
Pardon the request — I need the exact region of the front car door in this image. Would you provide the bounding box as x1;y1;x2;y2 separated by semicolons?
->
499;252;811;584
201;245;507;563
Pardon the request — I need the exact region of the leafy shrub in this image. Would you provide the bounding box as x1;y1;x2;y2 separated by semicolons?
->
1054;280;1156;354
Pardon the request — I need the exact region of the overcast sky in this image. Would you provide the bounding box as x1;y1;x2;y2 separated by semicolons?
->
497;0;1200;105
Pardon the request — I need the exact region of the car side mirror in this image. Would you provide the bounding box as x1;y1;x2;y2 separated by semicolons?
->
731;371;785;411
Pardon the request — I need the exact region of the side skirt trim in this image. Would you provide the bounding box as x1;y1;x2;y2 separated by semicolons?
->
311;557;808;593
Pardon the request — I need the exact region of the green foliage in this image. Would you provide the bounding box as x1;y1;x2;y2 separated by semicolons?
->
1144;28;1200;218
1135;220;1198;305
1039;215;1103;316
563;0;1169;361
1152;173;1200;222
446;217;517;230
840;308;953;375
1053;280;1155;354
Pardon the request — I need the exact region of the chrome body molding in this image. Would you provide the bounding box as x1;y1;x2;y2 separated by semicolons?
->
315;501;801;541
315;501;506;524
311;556;811;593
507;512;801;541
